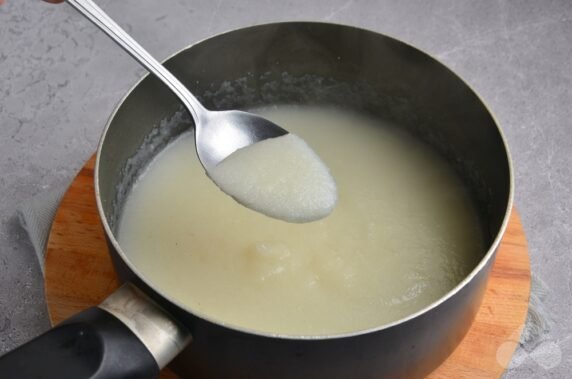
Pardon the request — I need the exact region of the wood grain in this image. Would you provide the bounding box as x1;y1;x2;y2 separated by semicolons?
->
45;156;530;379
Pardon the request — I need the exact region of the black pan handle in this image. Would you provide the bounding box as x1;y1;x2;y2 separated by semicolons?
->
0;284;191;379
0;307;159;378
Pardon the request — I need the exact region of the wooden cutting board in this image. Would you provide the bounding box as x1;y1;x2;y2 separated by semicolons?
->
45;156;531;378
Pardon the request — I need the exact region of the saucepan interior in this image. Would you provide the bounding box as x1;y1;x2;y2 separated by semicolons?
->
95;22;512;377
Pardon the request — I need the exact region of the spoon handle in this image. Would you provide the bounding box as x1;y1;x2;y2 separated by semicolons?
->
66;0;204;120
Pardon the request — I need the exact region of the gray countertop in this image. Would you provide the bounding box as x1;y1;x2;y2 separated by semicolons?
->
1;1;570;377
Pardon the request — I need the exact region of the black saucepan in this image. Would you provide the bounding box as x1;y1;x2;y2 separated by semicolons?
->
0;22;512;379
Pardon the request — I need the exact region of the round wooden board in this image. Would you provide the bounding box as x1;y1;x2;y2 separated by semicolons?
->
45;156;531;378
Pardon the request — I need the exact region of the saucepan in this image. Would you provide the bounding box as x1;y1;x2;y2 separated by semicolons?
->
0;22;512;378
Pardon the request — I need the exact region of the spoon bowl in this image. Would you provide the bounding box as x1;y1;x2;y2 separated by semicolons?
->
196;110;287;171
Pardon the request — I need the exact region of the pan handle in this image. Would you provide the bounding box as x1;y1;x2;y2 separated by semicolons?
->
0;283;191;379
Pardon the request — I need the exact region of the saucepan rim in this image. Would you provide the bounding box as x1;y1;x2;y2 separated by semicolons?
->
94;21;514;341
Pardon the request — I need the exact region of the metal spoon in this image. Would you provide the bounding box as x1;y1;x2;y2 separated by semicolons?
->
66;0;287;172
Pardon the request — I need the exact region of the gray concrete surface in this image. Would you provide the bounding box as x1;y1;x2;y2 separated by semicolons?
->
1;0;571;377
